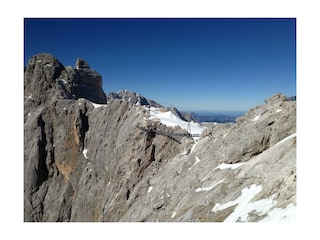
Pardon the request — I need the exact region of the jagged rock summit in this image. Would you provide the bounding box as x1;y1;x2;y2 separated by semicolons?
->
107;89;162;108
24;53;107;105
24;53;296;222
74;58;91;69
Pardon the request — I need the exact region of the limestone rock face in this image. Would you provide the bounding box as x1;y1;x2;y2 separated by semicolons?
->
70;58;107;104
24;54;296;222
24;53;65;105
119;94;296;222
24;53;107;106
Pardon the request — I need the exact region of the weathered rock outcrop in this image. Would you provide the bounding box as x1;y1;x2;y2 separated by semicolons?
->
24;53;107;106
107;90;162;108
207;93;296;164
24;53;296;222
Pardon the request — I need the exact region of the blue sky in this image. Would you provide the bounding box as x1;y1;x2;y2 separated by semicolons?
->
24;18;296;112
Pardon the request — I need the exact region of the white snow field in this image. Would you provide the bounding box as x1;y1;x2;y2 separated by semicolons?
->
149;107;206;135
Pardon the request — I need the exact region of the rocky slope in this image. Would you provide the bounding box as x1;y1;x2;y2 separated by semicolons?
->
24;53;296;222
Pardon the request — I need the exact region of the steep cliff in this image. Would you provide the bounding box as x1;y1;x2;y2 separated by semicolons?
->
24;53;296;222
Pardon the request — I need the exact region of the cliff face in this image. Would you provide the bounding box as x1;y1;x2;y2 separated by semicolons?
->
24;53;107;106
24;53;296;222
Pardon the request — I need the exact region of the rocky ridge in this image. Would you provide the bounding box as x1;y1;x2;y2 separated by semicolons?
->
107;89;162;108
107;90;194;122
24;53;296;222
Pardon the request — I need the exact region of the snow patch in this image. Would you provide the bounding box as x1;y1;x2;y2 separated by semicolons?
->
275;132;296;146
37;60;42;63
214;162;245;170
28;95;33;99
276;109;282;113
171;211;177;218
190;140;199;154
27;112;31;117
149;107;205;135
260;203;296;222
147;186;153;193
82;149;88;159
92;102;107;109
195;178;225;192
211;184;278;222
180;150;188;156
252;115;261;122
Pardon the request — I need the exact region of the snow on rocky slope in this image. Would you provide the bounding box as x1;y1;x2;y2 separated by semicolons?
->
148;107;206;136
24;54;296;222
119;93;296;222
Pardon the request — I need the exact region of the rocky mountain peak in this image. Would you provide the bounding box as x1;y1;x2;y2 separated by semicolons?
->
24;53;107;105
24;53;65;105
264;92;287;105
74;58;91;69
107;89;162;108
68;57;107;104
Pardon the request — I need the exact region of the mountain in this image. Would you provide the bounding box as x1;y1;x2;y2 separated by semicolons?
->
24;53;296;222
107;89;162;108
107;90;195;122
24;53;107;105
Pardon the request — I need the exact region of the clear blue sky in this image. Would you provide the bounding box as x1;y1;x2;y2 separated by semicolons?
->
24;18;296;112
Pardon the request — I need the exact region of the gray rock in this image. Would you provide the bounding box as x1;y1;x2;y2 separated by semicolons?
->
165;106;195;122
107;90;162;108
24;53;65;105
107;90;194;122
74;58;91;69
24;53;107;106
24;54;296;222
70;60;107;104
